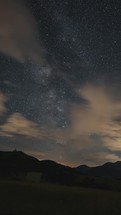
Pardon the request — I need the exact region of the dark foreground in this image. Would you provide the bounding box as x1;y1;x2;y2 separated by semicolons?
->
0;181;121;215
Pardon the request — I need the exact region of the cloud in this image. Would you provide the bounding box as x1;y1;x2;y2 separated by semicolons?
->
1;85;121;166
69;85;121;137
101;123;121;151
0;0;46;64
60;84;121;149
0;112;63;141
0;113;46;138
53;84;121;166
0;93;7;115
62;151;120;167
32;134;121;166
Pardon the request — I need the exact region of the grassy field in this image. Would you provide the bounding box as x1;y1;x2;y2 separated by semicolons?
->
0;181;121;215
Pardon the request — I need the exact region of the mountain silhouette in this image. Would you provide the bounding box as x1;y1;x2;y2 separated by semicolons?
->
75;165;91;174
76;161;121;178
89;161;121;178
1;150;121;188
0;150;79;185
0;150;40;173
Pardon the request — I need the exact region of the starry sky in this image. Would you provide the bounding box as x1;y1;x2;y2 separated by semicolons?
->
0;0;121;166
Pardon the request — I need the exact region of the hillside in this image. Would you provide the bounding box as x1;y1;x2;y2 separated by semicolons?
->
76;161;121;178
1;151;121;190
0;150;79;185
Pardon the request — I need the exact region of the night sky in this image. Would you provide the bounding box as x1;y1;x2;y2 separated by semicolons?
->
0;0;121;166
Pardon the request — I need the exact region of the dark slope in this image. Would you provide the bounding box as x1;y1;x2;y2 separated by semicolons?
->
0;150;40;173
0;151;79;185
1;150;121;186
39;160;79;184
75;165;91;174
75;161;121;178
89;161;121;178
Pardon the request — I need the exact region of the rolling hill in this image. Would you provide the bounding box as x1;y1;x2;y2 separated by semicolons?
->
75;161;121;178
0;150;79;185
1;150;121;189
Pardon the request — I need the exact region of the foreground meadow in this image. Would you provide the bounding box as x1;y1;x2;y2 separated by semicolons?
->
0;181;121;215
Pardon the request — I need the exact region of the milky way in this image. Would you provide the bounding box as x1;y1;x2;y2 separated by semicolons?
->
0;0;121;166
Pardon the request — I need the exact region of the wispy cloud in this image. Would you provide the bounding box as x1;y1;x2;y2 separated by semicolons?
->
69;85;121;136
0;93;7;115
59;84;121;165
0;0;46;64
1;85;121;166
0;112;63;141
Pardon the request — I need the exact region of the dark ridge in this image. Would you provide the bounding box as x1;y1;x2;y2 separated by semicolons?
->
75;165;91;174
0;150;79;185
88;161;121;178
1;150;121;187
0;150;40;174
